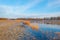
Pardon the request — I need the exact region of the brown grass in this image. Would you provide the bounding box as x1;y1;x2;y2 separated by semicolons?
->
0;20;39;40
0;20;25;40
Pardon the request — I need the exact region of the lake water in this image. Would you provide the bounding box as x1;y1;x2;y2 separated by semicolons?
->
23;24;60;40
18;23;60;40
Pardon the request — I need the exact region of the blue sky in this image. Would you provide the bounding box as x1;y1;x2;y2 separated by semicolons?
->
0;0;60;18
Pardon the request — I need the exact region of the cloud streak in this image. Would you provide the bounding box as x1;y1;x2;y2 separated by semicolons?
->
0;0;60;18
0;0;43;18
0;5;60;18
21;0;42;12
47;0;60;8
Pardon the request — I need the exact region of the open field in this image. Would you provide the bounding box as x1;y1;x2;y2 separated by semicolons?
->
0;20;26;40
0;20;39;40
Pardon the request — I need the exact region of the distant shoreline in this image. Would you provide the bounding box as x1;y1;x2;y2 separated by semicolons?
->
0;19;60;25
42;20;60;25
0;17;60;25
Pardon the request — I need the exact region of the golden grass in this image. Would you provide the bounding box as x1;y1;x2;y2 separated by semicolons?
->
0;20;25;40
19;20;39;30
0;20;39;40
29;23;39;30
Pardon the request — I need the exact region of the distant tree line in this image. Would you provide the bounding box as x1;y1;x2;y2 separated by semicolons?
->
44;16;60;20
0;16;60;20
0;18;8;20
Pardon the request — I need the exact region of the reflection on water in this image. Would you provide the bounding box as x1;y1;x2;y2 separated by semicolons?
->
39;24;60;32
18;23;60;40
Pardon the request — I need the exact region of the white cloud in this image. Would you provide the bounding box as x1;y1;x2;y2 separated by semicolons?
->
21;0;42;12
0;5;21;18
0;0;60;18
47;0;60;8
0;5;60;18
29;12;60;18
0;0;43;18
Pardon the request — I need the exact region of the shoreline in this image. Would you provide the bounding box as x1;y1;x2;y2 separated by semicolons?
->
43;20;60;25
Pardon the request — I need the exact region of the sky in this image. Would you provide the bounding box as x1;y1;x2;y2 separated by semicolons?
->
0;0;60;18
